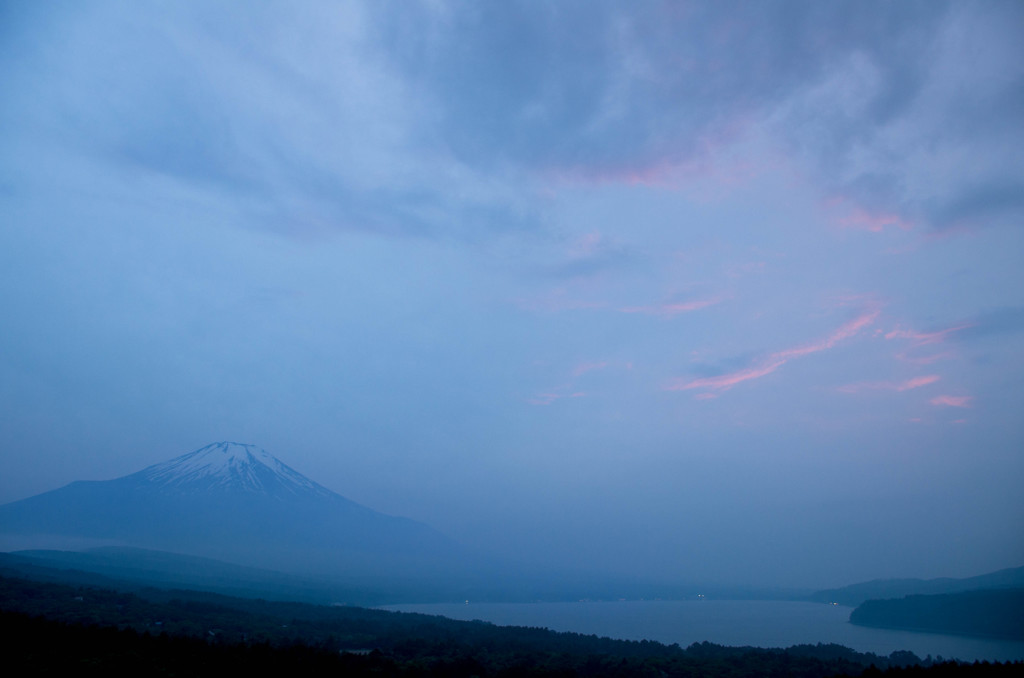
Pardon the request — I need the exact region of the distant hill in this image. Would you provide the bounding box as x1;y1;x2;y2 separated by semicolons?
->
0;547;395;606
808;566;1024;607
0;442;471;592
850;589;1024;640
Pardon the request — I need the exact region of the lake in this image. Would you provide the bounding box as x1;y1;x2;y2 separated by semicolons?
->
383;600;1024;663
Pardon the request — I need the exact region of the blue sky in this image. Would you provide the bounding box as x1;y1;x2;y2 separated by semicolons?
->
2;0;1023;588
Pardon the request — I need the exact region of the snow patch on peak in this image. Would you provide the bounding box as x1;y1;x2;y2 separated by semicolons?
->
136;442;332;497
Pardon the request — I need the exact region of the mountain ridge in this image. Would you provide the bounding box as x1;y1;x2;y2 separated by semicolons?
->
808;566;1024;607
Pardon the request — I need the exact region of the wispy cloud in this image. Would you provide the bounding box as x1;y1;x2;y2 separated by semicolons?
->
618;297;723;316
840;209;914;233
725;261;766;278
887;322;972;365
531;359;613;405
895;351;954;365
930;395;973;408
671;360;786;393
828;199;915;233
667;308;880;394
772;309;880;361
573;361;608;377
837;375;940;393
527;391;587;406
886;324;972;346
547;231;634;280
514;289;607;313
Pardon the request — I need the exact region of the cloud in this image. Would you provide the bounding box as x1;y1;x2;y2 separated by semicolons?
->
371;0;982;191
929;181;1024;233
540;231;636;280
828;198;915;233
886;324;971;346
531;359;612;405
527;391;586;406
957;307;1024;341
771;309;880;361
667;308;880;393
15;0;1021;247
573;361;608;377
886;308;1024;361
5;1;538;242
514;289;607;313
895;351;954;366
671;360;786;393
618;298;723;316
768;2;1024;235
930;395;973;408
567;232;605;259
886;321;970;364
837;375;940;393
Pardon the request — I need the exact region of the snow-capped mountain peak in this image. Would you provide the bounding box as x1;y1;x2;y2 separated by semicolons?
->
134;442;330;496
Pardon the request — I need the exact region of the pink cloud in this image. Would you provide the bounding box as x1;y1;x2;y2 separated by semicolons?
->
772;309;880;361
527;391;587;406
583;163;675;188
666;359;784;392
725;261;766;278
825;196;914;233
546;116;766;195
548;159;682;189
619;297;723;316
666;309;879;393
898;375;942;390
573;361;609;377
838;375;941;393
839;209;913;233
930;395;973;408
895;351;954;365
886;324;971;346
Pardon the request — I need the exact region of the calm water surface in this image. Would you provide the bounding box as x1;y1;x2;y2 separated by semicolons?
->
383;600;1024;663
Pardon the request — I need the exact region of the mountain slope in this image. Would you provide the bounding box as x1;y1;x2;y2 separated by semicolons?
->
0;547;399;605
850;589;1024;640
808;566;1024;607
0;442;462;580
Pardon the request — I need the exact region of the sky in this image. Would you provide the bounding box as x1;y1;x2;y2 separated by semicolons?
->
1;0;1023;590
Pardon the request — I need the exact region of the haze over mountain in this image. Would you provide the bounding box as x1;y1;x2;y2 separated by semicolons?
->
0;442;462;581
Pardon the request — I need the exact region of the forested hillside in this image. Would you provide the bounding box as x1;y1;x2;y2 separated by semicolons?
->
4;574;1021;677
851;590;1024;640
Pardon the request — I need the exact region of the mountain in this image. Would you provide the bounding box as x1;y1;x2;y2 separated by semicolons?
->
0;442;464;584
808;566;1024;607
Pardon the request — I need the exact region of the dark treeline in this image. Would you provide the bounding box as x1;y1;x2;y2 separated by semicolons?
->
3;575;1021;677
851;590;1024;640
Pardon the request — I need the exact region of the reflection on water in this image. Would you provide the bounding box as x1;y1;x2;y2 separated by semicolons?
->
384;600;1024;663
